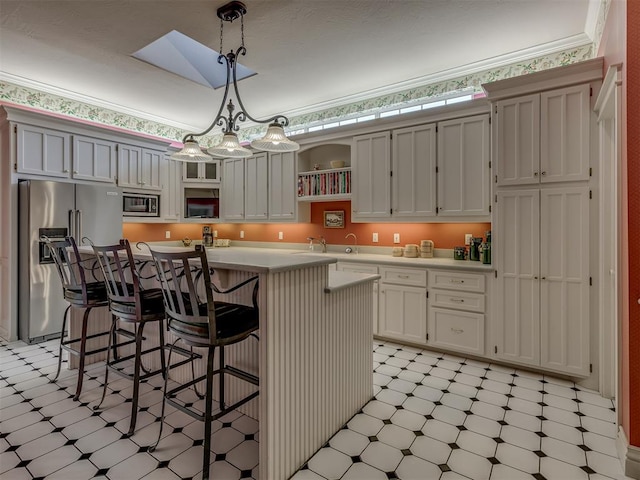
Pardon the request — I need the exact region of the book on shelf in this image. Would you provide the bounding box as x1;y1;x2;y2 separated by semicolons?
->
297;170;351;197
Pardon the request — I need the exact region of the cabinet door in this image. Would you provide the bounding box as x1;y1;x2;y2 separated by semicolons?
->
540;84;590;183
183;162;201;182
337;262;379;334
392;124;436;217
539;187;589;375
222;158;245;220
139;149;162;190
183;161;220;182
269;152;296;220
117;145;142;189
437;114;490;216
495;94;540;186
428;307;484;356
73;136;117;183
379;283;427;345
245;153;268;221
16;124;71;177
352;132;391;220
161;155;181;221
494;189;540;367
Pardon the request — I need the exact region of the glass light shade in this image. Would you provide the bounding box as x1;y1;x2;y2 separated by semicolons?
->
250;123;300;152
207;133;253;158
170;140;213;162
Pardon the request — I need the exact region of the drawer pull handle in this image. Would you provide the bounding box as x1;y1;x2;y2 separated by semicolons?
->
398;275;410;279
450;298;465;303
451;328;464;334
450;279;464;284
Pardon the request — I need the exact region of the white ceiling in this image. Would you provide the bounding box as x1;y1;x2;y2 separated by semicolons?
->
0;0;598;133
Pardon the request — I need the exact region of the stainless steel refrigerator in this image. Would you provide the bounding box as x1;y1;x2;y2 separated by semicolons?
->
19;179;123;343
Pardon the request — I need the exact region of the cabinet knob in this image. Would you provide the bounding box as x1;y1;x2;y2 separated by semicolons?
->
534;276;538;279
73;170;78;174
534;172;539;177
541;171;547;176
541;276;546;280
63;169;69;173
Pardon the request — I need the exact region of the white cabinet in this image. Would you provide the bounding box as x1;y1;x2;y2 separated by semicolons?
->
495;84;590;186
245;152;268;221
428;270;486;356
351;132;391;220
117;145;162;190
494;187;590;376
268;151;297;221
437;114;490;216
15;124;71;178
221;158;245;220
73;135;117;183
161;155;181;221
183;161;221;183
337;262;379;334
392;124;437;218
378;266;427;345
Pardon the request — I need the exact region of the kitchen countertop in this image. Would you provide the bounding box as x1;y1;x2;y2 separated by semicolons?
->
324;271;381;293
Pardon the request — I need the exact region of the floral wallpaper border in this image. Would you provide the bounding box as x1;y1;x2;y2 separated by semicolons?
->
0;15;605;147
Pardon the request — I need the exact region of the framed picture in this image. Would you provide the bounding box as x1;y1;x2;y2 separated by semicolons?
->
324;210;345;228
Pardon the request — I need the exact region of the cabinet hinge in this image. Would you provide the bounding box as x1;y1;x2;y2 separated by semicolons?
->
390;208;393;215
390;170;393;177
495;175;498;183
495;194;498;203
14;162;17;172
589;190;592;199
494;345;498;354
435;126;438;133
590;87;593;97
589;167;592;177
494;105;498;114
489;116;491;124
489;205;492;213
590;363;593;373
426;333;429;341
489;161;491;169
14;125;17;134
436;166;439;173
494;271;498;278
426;291;429;298
116;144;119;152
590;276;593;286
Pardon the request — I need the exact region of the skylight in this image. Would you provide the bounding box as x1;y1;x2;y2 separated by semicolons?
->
132;30;256;89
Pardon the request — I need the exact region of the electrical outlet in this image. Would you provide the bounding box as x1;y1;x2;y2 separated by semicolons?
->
465;233;473;245
240;230;245;239
393;233;400;244
278;231;284;240
213;230;218;238
165;230;171;239
372;232;379;243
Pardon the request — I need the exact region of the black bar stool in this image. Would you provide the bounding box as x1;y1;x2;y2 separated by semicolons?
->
90;239;174;437
44;235;136;401
148;247;259;480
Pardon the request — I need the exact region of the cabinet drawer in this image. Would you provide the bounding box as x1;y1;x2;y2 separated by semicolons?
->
379;266;427;287
428;270;485;293
337;262;379;274
430;289;485;313
428;307;484;356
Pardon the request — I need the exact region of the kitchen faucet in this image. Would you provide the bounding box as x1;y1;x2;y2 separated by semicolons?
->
307;236;327;253
345;233;358;254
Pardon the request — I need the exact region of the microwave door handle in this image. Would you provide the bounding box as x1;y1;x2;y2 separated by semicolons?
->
68;209;75;239
76;210;82;243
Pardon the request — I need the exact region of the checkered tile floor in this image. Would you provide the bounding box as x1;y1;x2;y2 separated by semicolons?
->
0;339;628;479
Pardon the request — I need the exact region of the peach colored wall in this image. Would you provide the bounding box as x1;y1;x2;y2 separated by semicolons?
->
124;201;491;248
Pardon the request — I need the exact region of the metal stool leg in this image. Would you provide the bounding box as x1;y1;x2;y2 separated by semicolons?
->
149;338;179;453
126;322;146;437
219;346;225;411
51;305;71;383
73;306;92;401
93;316;117;411
202;346;216;480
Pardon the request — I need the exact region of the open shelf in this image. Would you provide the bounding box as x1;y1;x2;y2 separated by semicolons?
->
297;167;351;200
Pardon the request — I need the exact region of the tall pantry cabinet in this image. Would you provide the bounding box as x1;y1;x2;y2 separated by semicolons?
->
483;59;602;377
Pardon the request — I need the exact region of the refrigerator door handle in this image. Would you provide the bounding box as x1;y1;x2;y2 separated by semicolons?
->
76;210;82;243
68;209;75;238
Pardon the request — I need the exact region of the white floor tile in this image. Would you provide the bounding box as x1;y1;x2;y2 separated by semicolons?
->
448;448;493;480
421;419;460;445
396;454;444;480
463;414;503;439
456;429;497;458
347;413;384;437
586;450;626;478
495;442;539;474
391;409;428;431
378;424;415;449
503;410;541;432
363;399;398;420
341;462;388;479
540;456;589;480
329;429;370;456
499;424;541;451
401;396;436;416
360;440;404;472
308;447;353;479
376;388;408;406
25;444;80;477
226;439;259;471
541;436;587;466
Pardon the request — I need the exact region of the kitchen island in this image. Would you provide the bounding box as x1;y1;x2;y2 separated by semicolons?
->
76;245;378;479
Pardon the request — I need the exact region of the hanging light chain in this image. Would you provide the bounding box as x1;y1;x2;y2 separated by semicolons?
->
219;16;224;53
240;11;245;49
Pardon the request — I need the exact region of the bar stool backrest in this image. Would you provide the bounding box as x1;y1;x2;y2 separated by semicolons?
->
92;239;142;319
42;235;90;305
150;248;218;344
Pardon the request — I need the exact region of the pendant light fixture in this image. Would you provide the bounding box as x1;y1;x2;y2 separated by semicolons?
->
171;1;299;162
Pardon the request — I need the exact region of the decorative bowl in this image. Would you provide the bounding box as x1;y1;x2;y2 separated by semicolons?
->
330;160;345;169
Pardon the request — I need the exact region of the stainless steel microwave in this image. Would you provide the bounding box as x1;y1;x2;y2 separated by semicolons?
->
122;192;160;217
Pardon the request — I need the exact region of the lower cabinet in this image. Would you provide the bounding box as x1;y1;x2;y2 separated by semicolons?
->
378;266;428;345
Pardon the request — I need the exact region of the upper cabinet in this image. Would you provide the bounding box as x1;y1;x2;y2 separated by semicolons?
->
350;110;490;222
494;84;590;186
269;151;297;221
221;157;245;220
392;124;437;218
117;145;162;190
351;132;391;219
183;161;220;183
245;152;269;221
437;114;490;216
73;135;117;183
15;124;71;178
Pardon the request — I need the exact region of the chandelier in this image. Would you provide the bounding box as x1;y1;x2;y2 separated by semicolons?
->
171;1;299;162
